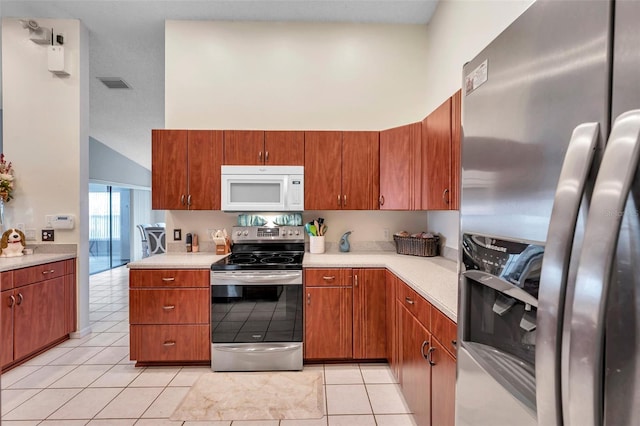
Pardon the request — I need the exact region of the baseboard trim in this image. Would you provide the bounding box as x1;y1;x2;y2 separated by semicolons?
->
70;326;92;339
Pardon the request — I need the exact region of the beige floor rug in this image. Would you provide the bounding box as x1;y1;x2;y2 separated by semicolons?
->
170;371;325;421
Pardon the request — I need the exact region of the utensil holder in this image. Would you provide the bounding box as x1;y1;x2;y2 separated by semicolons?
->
309;236;325;254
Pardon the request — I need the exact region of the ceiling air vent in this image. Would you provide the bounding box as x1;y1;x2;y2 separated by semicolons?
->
98;77;131;89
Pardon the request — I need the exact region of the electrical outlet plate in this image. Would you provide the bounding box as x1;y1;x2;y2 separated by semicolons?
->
42;229;54;241
173;229;182;241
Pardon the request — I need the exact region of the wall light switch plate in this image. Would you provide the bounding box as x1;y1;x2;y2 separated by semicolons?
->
42;229;55;241
173;229;182;241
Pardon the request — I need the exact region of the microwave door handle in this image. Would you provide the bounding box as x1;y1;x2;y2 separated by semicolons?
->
568;110;640;426
536;123;600;426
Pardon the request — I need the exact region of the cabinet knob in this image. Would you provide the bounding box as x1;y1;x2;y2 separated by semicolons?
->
442;188;450;205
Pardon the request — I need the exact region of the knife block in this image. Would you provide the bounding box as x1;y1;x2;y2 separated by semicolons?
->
216;238;231;255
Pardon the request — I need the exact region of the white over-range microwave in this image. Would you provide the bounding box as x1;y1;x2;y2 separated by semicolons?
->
221;165;304;212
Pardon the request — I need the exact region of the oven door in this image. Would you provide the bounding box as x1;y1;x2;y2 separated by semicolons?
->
210;270;303;371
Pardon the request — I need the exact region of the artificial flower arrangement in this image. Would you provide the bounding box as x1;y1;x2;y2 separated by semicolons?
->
0;154;15;203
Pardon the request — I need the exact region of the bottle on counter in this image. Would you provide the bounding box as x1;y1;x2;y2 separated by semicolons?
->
192;234;199;252
186;233;192;253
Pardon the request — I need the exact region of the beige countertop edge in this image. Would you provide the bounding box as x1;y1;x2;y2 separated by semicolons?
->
303;252;459;323
127;253;230;269
0;253;77;272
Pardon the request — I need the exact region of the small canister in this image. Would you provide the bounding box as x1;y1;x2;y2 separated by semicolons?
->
186;233;192;253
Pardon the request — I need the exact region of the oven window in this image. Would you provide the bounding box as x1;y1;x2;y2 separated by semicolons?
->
229;182;281;203
211;284;303;343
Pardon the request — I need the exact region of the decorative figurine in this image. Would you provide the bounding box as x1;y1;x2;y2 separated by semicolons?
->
0;228;26;257
339;231;352;253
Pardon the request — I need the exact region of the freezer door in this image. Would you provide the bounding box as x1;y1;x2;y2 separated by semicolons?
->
461;0;610;243
604;0;640;424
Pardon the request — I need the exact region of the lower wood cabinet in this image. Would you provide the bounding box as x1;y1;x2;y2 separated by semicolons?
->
1;259;76;371
129;269;210;364
353;268;386;359
430;337;456;426
304;286;353;360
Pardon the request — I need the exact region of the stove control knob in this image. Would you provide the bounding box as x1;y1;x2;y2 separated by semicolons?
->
236;231;241;236
288;230;293;236
243;230;249;236
295;230;300;236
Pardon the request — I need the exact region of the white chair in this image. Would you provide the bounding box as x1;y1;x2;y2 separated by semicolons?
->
144;226;166;255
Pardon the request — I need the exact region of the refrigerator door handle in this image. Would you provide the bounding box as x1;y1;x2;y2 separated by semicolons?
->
569;110;640;426
536;122;599;426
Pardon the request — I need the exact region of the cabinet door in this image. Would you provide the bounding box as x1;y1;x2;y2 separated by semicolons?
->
187;130;223;210
152;129;188;210
450;90;462;210
422;98;452;210
14;278;66;360
386;271;400;381
304;286;352;360
431;338;456;426
304;131;342;210
400;305;432;426
353;269;386;359
1;289;15;367
379;123;421;210
342;131;379;210
265;131;304;165
64;273;77;335
223;130;265;165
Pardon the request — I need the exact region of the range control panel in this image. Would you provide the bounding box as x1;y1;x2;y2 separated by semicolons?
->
232;226;304;242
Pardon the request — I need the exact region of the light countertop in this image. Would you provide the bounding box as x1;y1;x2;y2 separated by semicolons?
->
0;253;76;272
128;251;459;322
304;252;458;322
127;252;230;269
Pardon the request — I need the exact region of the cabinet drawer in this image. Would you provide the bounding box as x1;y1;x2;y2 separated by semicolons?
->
130;288;210;324
431;307;457;357
130;324;210;362
304;268;352;287
129;269;209;288
1;271;14;291
397;281;430;329
13;261;66;287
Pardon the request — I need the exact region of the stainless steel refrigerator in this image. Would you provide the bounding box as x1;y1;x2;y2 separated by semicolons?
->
457;0;640;425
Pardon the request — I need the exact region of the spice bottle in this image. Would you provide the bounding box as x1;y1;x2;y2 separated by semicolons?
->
186;233;192;252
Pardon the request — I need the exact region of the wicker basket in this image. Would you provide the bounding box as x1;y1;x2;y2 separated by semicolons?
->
393;235;440;257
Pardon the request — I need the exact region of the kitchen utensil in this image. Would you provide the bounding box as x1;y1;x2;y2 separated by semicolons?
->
309;225;317;236
320;224;327;236
314;220;320;234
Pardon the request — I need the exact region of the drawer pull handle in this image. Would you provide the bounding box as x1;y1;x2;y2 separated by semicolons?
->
354;274;358;287
427;346;436;366
421;340;429;361
405;296;415;305
322;276;336;281
162;305;176;310
307;293;311;305
451;339;457;349
17;293;23;305
8;295;15;307
42;269;54;275
161;277;176;282
163;341;176;346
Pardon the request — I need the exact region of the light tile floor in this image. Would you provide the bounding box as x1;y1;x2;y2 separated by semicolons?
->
1;266;416;426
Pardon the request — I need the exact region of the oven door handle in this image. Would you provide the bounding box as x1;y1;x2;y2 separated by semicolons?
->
214;344;301;353
212;273;301;284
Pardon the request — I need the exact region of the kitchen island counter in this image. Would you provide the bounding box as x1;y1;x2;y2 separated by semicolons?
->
304;252;458;321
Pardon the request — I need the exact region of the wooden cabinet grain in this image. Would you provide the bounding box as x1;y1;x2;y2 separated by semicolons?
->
152;129;223;210
450;89;462;210
379;123;422;210
304;131;379;210
129;269;210;364
353;268;386;359
304;268;353;360
422;98;452;210
224;130;303;165
430;337;456;426
386;270;400;381
1;259;76;371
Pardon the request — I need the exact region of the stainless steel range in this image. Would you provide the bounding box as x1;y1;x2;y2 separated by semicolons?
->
210;225;304;371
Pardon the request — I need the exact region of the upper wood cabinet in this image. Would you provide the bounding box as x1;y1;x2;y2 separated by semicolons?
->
223;130;304;165
152;129;223;210
421;90;462;211
379;123;422;210
304;131;379;210
422;98;452;210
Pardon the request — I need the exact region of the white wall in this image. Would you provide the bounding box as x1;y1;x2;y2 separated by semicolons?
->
165;20;433;241
2;18;91;335
424;0;534;249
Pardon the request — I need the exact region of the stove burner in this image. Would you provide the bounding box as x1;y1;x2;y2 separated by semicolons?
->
260;256;294;264
229;255;257;264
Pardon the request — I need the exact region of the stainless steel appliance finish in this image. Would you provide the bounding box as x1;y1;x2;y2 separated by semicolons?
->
459;0;640;425
210;225;304;372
